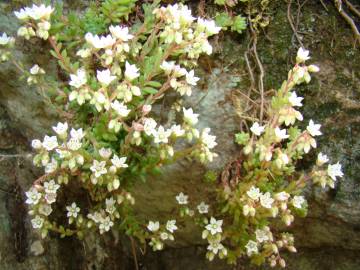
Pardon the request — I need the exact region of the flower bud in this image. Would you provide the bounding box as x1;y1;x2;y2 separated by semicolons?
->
111;179;119;190
243;205;250;216
279;258;286;268
142;104;152;114
270;259;277;267
32;139;43;149
308;64;320;73
243;144;253;155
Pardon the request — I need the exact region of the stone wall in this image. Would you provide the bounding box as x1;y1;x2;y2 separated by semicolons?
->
0;1;359;269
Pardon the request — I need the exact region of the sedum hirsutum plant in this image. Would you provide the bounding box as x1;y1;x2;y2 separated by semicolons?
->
4;2;220;244
172;49;344;266
0;1;344;268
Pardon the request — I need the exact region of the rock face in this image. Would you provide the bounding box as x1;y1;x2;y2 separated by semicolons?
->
0;1;359;270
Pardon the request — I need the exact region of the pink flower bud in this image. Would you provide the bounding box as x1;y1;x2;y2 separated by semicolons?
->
142;104;152;114
132;122;144;131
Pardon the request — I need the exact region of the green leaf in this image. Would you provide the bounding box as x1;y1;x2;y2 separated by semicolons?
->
231;15;247;34
235;132;250;145
215;12;233;29
142;87;158;95
145;81;162;88
214;0;227;5
204;170;218;183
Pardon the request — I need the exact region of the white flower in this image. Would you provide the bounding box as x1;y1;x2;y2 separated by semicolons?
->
147;221;160;232
105;197;116;214
296;47;310;63
44;179;60;194
97;69;116;86
292;195;305;208
170;125;185;137
245;240;258;256
52;122;68;136
205;217;223;235
69;69;87;88
327;162;344;181
76;48;91;58
14;8;29;20
197;202;209;214
25;187;41;205
317;152;329;166
111;100;130;117
67;138;82;151
255;228;271;243
160;61;175;74
197;18;221;36
39;204;52;216
274;191;290;201
85;33;116;49
185;70;199;86
288;92;303;107
153;126;171;144
90;160;107;178
66;202;80;218
99;216;114;233
250;122;265;136
207;241;225;255
307;120;322;137
173;65;187;77
160;232;169;240
45;158;57;173
30;64;44;75
275;127;290;141
45;193;57;204
42;135;58;151
247;186;261;201
31;215;44;229
70;128;85;140
31;139;42;149
30;4;54;20
109;25;133;41
183;107;199;126
143;118;157;136
175;192;188;205
99;148;112;159
16;4;54;21
111;155;128;168
0;33;13;45
166;220;178;233
87;212;102;223
200;128;217;149
260;192;274;209
124;61;140;81
277;153;289;167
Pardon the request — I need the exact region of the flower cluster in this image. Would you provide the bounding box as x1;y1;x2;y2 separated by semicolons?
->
146;219;178;251
10;2;221;250
202;217;227;261
174;192;227;261
215;48;344;267
27;64;46;85
15;4;54;40
153;4;221;58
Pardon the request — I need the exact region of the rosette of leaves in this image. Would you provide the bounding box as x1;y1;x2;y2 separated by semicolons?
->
215;12;247;33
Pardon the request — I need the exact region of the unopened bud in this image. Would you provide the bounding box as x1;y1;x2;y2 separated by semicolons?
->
142;104;152;114
279;258;286;268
